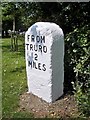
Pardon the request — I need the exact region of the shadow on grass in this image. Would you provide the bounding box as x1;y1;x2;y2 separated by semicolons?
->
2;44;11;52
2;43;25;58
12;44;25;57
17;45;25;58
11;66;26;73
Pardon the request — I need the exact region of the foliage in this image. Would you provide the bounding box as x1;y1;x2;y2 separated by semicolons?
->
2;3;89;33
65;26;90;117
72;80;90;117
27;2;89;34
2;2;28;32
2;3;21;21
2;2;42;31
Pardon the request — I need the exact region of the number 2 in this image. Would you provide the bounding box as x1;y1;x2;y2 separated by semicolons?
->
35;54;38;61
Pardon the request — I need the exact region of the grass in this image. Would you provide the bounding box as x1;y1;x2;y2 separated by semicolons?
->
0;38;2;119
2;38;34;118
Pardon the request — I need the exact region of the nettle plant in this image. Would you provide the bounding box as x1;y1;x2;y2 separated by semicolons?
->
65;26;90;116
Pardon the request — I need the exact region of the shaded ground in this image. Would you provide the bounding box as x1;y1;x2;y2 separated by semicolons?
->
19;92;81;118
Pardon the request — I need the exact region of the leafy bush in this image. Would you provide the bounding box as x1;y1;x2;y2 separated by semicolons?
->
72;80;90;117
65;25;90;117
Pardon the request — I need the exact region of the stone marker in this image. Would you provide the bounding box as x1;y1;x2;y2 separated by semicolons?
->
25;22;64;103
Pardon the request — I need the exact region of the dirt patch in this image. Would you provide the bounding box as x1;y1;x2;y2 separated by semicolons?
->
19;92;80;118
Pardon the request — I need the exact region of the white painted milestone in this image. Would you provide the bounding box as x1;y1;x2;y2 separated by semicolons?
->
25;22;64;103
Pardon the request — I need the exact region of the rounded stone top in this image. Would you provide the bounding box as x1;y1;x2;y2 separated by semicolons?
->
26;22;64;42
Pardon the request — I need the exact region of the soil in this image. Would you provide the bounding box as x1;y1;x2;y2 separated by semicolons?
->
19;92;81;118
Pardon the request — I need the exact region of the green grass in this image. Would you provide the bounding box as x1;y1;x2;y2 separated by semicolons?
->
0;38;2;119
2;38;34;118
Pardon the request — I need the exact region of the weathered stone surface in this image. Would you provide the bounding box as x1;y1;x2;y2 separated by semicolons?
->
25;22;64;103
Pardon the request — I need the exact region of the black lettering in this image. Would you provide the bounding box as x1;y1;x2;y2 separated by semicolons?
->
42;64;46;71
28;61;46;71
39;45;42;52
41;36;45;43
34;44;38;51
36;36;40;43
38;63;41;70
43;46;47;53
33;61;37;69
31;35;35;42
34;54;38;61
27;35;30;41
26;44;29;50
30;44;33;51
28;61;32;68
